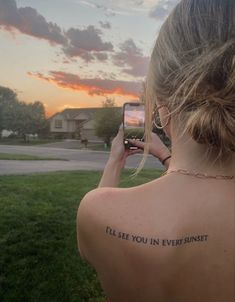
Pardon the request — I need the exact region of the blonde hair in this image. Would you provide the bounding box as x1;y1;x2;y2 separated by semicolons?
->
130;0;235;178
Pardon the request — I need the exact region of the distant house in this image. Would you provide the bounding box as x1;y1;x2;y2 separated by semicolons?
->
49;107;122;141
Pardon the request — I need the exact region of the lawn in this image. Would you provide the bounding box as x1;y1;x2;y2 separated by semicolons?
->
0;153;67;160
0;138;61;146
0;169;162;302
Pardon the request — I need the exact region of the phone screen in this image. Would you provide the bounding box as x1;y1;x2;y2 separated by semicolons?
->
123;102;145;150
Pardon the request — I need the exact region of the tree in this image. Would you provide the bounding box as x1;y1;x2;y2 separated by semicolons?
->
37;118;50;139
0;86;48;142
7;101;48;142
94;97;122;147
0;86;18;136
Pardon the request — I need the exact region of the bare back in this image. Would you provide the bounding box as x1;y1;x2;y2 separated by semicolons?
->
89;174;235;302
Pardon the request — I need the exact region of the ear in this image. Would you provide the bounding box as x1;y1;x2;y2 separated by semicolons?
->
161;106;172;140
154;98;172;139
155;97;164;107
164;118;172;140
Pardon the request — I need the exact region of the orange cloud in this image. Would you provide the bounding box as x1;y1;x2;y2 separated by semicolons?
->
27;71;142;98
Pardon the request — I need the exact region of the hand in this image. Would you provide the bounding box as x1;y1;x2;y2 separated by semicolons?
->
128;132;171;162
109;124;143;169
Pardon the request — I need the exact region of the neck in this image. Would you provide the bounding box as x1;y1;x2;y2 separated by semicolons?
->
168;133;235;177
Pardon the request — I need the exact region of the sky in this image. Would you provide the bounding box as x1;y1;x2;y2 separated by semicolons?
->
0;0;179;116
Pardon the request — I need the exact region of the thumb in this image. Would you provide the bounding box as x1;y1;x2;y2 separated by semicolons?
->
128;138;144;149
117;123;124;136
119;123;124;131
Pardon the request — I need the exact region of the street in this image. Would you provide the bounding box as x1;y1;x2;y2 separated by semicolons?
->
0;144;164;175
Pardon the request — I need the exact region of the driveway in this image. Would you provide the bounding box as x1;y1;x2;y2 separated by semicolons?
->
0;144;165;175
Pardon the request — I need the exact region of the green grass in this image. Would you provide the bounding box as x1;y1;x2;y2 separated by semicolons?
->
0;138;61;146
0;169;162;302
0;153;68;161
86;144;111;151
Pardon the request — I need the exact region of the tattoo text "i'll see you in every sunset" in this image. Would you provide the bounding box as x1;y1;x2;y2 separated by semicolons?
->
105;226;208;247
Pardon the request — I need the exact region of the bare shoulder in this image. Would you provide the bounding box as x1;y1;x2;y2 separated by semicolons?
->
76;186;131;262
77;186;129;214
76;177;171;263
77;186;135;230
76;178;164;233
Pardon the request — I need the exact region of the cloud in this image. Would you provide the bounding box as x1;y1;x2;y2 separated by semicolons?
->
0;0;113;62
112;39;150;77
149;0;179;20
79;1;117;17
98;71;117;79
63;25;113;61
99;21;111;29
0;0;66;45
27;71;142;97
79;0;97;9
85;0;161;15
93;52;109;61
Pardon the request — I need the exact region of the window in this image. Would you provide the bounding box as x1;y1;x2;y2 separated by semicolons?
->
55;119;63;128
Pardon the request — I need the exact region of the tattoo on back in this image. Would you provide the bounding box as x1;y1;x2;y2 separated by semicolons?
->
105;226;208;247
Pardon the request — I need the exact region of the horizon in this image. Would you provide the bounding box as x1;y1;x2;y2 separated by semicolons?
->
0;0;179;117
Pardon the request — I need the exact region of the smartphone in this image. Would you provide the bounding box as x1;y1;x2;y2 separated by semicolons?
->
123;102;145;150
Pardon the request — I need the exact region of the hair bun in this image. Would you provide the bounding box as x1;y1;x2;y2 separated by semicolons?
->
204;97;227;108
201;95;234;109
184;94;235;156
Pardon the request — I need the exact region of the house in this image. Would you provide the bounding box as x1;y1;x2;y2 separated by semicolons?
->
49;107;122;141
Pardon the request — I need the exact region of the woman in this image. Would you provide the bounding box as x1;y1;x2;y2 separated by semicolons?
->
77;0;235;301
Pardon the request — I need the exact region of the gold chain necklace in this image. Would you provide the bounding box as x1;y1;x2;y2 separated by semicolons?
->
161;169;234;180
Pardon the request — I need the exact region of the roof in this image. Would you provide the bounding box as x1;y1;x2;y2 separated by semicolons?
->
49;107;122;120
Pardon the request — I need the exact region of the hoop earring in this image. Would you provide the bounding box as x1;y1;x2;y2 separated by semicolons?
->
152;105;171;129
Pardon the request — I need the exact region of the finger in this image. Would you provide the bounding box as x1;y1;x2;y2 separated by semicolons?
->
119;123;124;131
116;123;124;136
128;139;144;149
151;131;160;141
129;148;144;154
133;149;144;154
127;149;143;156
